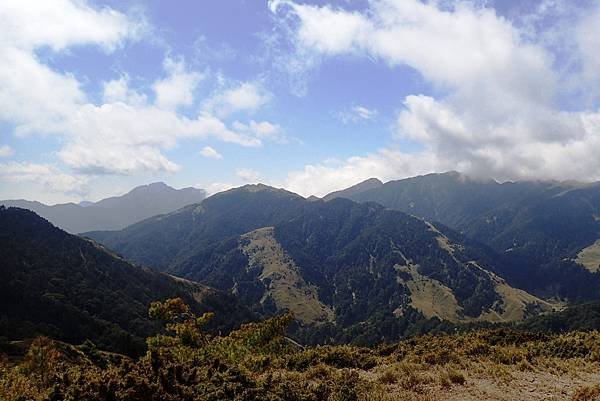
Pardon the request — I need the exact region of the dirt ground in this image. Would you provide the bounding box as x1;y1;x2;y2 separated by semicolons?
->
361;359;600;401
438;369;600;401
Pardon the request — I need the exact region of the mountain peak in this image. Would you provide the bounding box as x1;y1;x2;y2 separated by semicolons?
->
128;181;173;195
2;182;206;233
218;183;301;198
240;183;277;192
147;181;170;188
323;177;384;201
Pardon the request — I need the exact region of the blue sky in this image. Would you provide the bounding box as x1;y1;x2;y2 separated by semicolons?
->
0;0;599;203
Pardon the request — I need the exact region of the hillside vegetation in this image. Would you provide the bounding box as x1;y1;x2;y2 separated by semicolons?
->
0;206;252;356
86;185;552;345
326;172;600;301
2;299;600;401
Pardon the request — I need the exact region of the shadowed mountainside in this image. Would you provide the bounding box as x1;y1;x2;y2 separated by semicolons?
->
325;172;600;301
0;206;252;355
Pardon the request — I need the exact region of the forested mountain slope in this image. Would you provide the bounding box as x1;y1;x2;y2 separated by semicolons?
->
0;206;251;355
86;185;552;344
325;172;600;301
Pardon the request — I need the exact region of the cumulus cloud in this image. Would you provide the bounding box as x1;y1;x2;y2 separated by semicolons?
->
200;146;223;160
0;145;13;157
102;76;147;106
203;82;271;117
203;182;236;196
153;58;204;110
0;47;85;136
271;0;555;108
232;120;287;143
0;0;284;188
236;168;260;182
282;149;439;197
0;0;143;52
0;161;89;197
272;0;600;195
56;101;264;175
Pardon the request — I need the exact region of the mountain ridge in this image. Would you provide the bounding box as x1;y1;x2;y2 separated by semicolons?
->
323;177;384;201
85;184;553;344
1;182;206;233
324;172;600;302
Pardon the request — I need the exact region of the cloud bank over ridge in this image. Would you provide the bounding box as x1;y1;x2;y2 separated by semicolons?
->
271;0;600;196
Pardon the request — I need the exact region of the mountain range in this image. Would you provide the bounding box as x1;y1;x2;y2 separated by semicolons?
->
4;172;600;350
0;182;206;233
324;171;600;301
85;183;555;344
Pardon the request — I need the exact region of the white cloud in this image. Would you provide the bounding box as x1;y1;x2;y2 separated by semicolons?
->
56;103;261;175
232;120;287;143
0;145;13;157
203;182;236;196
204;82;271;117
0;47;85;136
272;1;371;55
353;106;377;120
336;105;378;124
200;146;223;160
283;149;438;197
0;161;89;196
272;0;555;107
0;1;284;185
576;3;600;101
236;168;260;182
153;58;203;110
273;0;600;195
0;0;143;52
102;76;147;106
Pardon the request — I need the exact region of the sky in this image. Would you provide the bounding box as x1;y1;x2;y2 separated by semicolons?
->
1;0;600;204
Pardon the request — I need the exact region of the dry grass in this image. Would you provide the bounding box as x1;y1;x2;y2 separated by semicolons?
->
571;383;600;401
576;240;600;273
3;325;600;401
240;227;334;324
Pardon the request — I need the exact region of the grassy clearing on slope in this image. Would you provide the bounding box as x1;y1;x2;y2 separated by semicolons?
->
576;240;600;273
396;264;463;322
240;227;334;324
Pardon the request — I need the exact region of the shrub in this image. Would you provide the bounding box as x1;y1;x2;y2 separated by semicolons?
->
377;367;398;384
447;369;466;385
571;383;600;401
421;348;458;365
286;345;377;371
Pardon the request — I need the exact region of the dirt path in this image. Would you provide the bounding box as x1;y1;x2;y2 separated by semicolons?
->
438;370;600;401
362;360;600;401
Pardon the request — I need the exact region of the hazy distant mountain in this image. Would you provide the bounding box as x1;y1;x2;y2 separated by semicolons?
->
0;182;206;233
324;172;600;301
0;206;252;355
86;184;551;344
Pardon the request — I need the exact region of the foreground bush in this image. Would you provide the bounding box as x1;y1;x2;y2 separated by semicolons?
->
1;299;600;401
